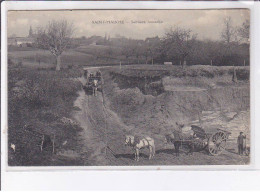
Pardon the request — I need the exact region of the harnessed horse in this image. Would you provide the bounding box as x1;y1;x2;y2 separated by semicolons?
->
164;133;194;156
125;135;155;161
92;79;98;96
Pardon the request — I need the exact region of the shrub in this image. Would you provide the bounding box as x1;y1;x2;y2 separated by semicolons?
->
8;67;82;165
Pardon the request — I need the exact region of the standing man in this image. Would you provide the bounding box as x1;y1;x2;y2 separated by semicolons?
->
84;69;88;79
173;122;184;156
237;132;246;155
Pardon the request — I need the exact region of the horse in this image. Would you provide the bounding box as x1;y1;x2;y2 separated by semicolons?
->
164;132;194;156
125;135;155;161
92;79;98;96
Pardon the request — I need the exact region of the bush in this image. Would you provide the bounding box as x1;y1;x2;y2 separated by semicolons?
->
8;67;82;165
228;68;249;80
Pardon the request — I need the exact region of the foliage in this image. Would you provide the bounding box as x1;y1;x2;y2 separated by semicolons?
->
8;67;82;165
36;20;75;70
161;26;197;66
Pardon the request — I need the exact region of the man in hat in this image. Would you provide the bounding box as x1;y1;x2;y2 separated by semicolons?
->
237;132;246;155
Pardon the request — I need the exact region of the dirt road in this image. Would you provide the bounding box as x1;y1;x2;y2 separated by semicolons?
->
72;85;133;166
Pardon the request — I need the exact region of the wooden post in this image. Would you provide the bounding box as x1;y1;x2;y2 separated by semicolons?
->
183;60;187;67
52;134;55;154
40;135;44;152
232;66;237;83
144;76;147;94
244;60;246;66
120;61;122;69
211;60;213;66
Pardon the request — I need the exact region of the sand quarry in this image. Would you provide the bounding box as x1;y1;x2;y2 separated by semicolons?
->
65;65;250;166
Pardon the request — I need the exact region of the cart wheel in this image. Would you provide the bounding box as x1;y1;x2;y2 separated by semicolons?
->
208;131;227;156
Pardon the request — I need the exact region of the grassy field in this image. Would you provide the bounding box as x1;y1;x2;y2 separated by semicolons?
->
8;44;127;68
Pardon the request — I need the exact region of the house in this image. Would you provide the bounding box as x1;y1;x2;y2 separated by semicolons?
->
16;37;35;47
8;37;35;47
8;26;35;47
145;36;161;44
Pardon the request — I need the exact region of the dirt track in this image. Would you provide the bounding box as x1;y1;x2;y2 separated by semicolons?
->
73;89;136;166
71;75;250;166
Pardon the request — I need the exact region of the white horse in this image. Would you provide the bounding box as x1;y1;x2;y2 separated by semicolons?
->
92;79;98;96
125;135;155;161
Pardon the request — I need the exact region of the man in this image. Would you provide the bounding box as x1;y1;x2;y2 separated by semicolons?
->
83;69;88;79
237;132;246;155
173;122;184;156
96;70;101;77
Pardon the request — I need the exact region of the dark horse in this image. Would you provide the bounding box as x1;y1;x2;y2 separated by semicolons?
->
164;125;194;156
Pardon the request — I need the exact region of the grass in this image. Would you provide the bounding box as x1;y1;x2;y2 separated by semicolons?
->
109;64;249;80
8;45;126;68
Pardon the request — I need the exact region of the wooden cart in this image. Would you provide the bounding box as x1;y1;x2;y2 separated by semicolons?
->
83;75;102;93
191;125;231;156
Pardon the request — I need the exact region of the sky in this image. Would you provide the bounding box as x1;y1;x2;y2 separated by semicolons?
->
8;9;249;40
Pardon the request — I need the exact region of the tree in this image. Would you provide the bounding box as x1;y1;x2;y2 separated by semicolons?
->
162;27;197;67
221;17;241;66
144;36;160;65
132;41;143;64
221;17;236;44
238;19;250;42
121;39;135;65
36;20;74;71
142;43;150;64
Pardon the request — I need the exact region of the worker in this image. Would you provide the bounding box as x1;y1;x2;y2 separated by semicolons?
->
173;122;184;156
237;132;246;155
96;70;101;77
83;69;88;79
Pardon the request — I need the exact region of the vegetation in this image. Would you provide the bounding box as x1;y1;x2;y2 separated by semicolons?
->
36;20;75;71
8;65;83;165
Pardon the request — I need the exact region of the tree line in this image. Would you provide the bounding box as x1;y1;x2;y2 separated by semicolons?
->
35;17;249;71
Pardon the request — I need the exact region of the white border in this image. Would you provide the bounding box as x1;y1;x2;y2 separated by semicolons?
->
2;1;260;190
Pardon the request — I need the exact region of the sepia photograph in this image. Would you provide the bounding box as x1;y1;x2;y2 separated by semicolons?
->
7;9;250;167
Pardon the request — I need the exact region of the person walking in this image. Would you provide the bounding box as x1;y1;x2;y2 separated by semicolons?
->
237;132;246;155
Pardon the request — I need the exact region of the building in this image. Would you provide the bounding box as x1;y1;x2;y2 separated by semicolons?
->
8;26;35;47
145;36;161;44
8;37;35;47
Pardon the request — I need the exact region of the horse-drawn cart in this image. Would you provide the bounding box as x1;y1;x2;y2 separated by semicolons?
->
83;74;102;94
191;125;231;156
